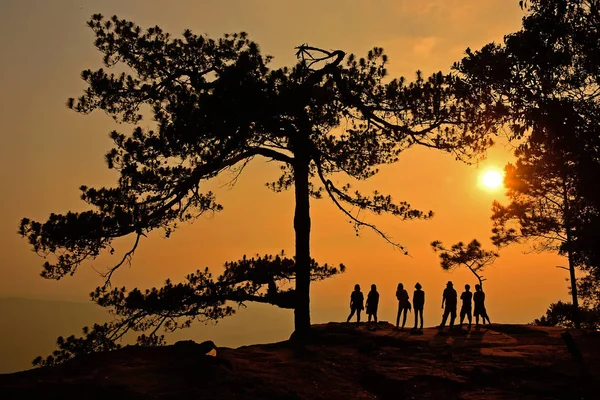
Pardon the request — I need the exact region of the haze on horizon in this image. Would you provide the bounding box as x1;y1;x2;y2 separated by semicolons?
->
0;0;570;372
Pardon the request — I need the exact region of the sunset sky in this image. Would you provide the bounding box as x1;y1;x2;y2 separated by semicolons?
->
0;0;570;356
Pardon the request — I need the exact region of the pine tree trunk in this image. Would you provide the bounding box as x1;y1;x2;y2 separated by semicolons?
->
563;179;581;329
293;155;311;336
567;245;581;329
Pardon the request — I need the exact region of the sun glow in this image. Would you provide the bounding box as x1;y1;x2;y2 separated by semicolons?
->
480;169;503;190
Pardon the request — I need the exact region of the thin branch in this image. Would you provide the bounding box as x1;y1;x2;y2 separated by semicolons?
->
314;160;408;254
219;158;252;189
101;232;142;288
149;316;168;336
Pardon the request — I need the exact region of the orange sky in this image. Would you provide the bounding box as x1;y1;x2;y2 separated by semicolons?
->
0;0;569;334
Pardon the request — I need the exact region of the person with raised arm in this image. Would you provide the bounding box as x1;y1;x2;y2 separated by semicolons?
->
474;284;491;326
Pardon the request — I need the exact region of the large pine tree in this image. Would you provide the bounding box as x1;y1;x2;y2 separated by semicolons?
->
20;15;495;353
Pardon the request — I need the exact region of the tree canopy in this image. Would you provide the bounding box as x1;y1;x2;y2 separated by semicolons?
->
454;0;600;327
20;14;498;360
431;239;498;288
487;137;585;325
455;0;600;263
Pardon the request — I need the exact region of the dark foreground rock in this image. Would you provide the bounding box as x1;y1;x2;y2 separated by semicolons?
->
1;323;599;399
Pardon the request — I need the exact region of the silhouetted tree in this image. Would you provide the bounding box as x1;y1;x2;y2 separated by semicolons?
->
454;0;600;328
20;15;496;341
578;270;600;309
489;138;586;326
533;301;600;331
431;239;498;287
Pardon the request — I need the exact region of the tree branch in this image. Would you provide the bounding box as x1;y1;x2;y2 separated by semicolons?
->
314;160;409;254
101;232;142;288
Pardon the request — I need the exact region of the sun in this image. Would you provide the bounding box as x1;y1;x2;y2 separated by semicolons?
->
480;169;503;190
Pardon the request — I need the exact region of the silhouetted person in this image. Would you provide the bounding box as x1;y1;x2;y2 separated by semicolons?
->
395;283;410;330
459;284;473;330
474;284;491;326
412;282;425;331
346;284;364;324
440;281;457;330
366;284;379;326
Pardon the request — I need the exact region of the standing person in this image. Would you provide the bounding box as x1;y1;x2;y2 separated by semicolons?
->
474;284;491;326
440;281;458;331
395;283;410;330
346;284;364;324
412;282;425;331
459;284;473;330
366;284;380;327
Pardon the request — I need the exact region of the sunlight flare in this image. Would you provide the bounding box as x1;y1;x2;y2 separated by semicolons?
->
480;169;503;190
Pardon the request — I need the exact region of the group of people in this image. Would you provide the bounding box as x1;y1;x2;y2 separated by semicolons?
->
346;281;491;332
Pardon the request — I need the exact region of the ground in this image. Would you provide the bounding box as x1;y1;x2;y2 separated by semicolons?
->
1;323;598;399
